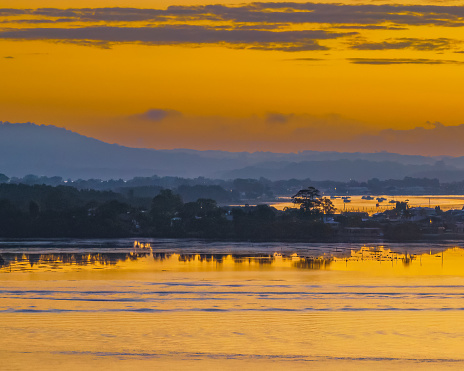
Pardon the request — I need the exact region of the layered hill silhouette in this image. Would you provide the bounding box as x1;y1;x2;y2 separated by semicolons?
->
2;121;464;181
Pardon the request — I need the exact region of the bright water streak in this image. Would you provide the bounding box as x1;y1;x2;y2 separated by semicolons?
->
271;194;464;214
2;240;464;370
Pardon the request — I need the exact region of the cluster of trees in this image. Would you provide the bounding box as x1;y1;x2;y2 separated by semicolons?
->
150;190;230;238
0;184;143;237
231;205;333;241
0;183;339;240
149;188;337;240
291;186;336;215
6;173;464;204
0;174;265;202
0;182;445;241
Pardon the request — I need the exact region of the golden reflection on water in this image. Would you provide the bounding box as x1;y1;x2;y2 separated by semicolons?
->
272;194;464;214
3;243;464;370
1;245;464;276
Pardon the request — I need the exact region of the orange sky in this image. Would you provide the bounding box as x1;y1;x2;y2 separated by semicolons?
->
2;0;464;154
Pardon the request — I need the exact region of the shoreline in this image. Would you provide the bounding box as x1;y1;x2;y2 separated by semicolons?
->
0;235;463;245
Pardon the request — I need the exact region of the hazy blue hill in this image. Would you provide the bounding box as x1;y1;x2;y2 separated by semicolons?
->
221;160;455;181
0;122;461;181
168;148;441;166
0;122;249;179
441;156;464;170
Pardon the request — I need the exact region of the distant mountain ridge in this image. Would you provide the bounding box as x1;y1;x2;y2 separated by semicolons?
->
2;121;464;181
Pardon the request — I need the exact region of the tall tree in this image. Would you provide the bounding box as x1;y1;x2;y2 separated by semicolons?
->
292;187;335;216
292;186;321;212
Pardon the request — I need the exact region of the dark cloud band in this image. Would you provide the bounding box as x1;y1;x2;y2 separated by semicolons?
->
347;58;464;65
0;25;354;51
3;3;464;55
3;3;464;27
351;38;459;51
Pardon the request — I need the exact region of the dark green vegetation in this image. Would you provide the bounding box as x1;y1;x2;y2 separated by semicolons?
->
0;181;463;241
0;183;339;240
0;184;142;238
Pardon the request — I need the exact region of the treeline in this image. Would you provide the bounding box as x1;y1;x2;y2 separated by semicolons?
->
0;174;270;202
0;183;339;240
0;184;145;237
3;173;464;199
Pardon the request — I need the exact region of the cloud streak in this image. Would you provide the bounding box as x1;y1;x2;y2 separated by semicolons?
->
4;3;464;27
351;38;460;51
136;109;182;122
3;3;464;56
347;58;464;65
0;25;353;51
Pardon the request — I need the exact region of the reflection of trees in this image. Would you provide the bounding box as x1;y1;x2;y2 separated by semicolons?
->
293;258;331;270
0;246;449;273
153;252;170;261
0;252;151;271
334;246;418;265
28;254;41;267
402;254;413;267
0;250;413;271
155;253;328;269
177;254;215;263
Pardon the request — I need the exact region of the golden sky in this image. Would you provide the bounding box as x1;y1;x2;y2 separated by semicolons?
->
2;0;464;153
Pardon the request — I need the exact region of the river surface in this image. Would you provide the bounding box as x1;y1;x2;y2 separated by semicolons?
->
2;239;464;370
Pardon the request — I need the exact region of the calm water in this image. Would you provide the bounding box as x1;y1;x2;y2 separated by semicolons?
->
2;239;464;370
271;194;464;214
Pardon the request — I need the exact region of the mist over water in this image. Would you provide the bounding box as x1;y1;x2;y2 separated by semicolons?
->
2;240;464;370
